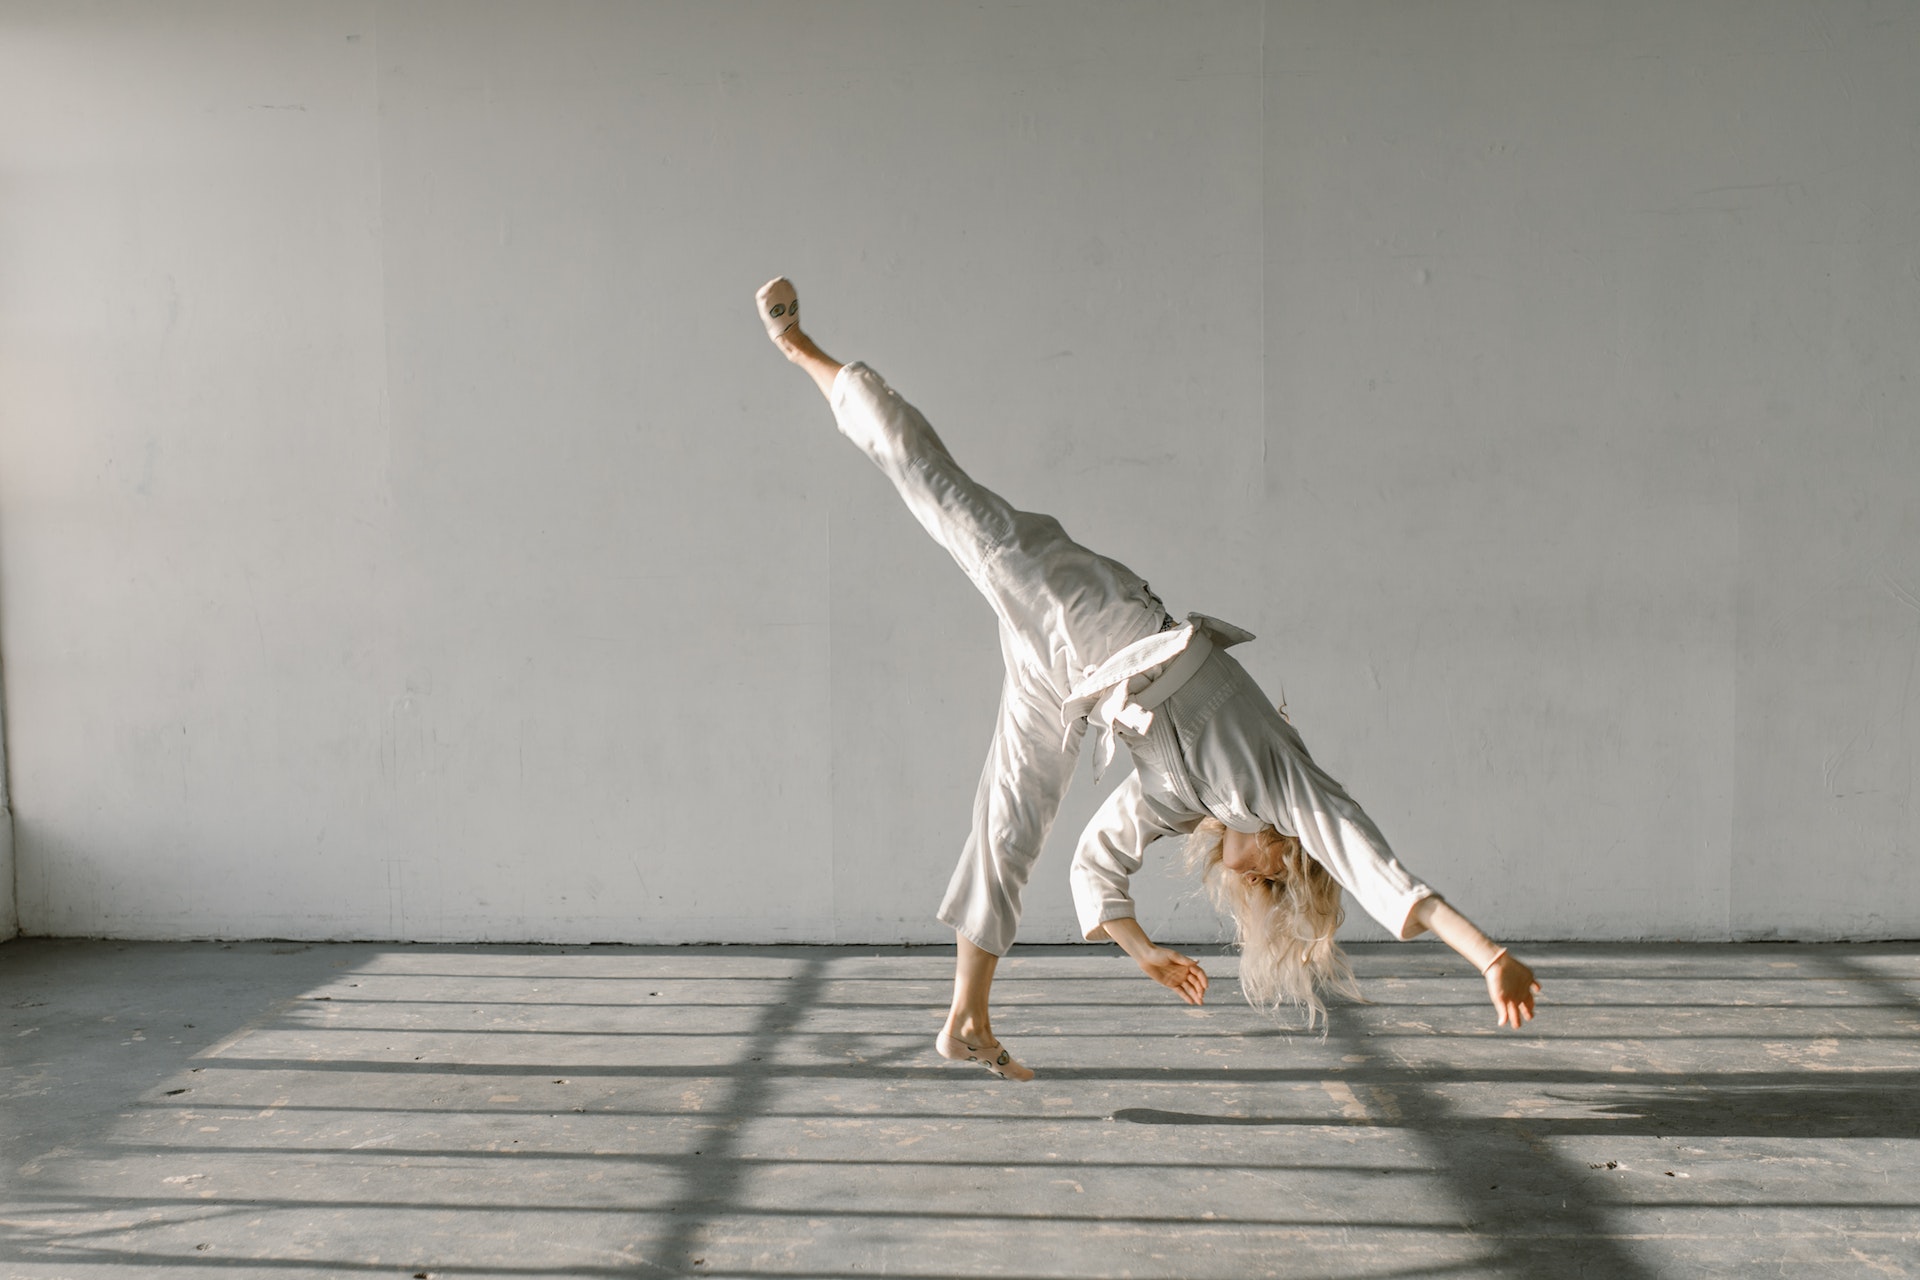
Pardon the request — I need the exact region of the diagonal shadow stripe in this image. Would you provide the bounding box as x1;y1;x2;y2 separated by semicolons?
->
637;952;831;1276
1322;1010;1665;1280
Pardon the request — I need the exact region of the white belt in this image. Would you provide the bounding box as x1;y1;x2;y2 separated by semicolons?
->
1132;629;1214;714
1079;630;1215;778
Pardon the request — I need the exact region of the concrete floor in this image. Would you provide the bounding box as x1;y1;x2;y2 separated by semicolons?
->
1;940;1917;1279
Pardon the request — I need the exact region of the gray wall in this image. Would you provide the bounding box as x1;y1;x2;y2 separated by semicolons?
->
0;1;1913;945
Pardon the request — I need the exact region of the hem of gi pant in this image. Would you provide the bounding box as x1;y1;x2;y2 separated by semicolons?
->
935;903;1011;958
829;359;866;409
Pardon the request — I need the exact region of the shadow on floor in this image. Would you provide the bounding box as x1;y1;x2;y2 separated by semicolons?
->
1115;1074;1920;1140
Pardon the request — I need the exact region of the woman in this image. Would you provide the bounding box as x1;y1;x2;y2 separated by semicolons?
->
756;278;1540;1080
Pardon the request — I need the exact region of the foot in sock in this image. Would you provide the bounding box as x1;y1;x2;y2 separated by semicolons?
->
755;276;800;342
936;1030;1035;1082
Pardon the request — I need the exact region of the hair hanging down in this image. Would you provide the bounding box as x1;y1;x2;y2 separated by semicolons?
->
1184;819;1361;1028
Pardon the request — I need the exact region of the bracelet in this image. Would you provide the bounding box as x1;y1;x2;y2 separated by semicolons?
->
1479;947;1509;975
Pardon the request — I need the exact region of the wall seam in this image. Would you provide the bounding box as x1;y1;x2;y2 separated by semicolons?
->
1258;0;1268;496
828;509;839;945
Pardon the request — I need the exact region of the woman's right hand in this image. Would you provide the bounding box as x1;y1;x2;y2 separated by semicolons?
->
1138;946;1209;1006
1486;953;1541;1027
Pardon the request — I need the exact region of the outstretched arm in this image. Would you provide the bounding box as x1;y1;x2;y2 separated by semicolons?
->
1405;896;1541;1028
1101;916;1209;1006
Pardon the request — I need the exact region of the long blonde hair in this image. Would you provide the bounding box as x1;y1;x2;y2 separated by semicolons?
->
1184;819;1360;1027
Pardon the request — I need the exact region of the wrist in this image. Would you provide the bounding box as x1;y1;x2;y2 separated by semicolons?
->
1480;947;1510;976
1102;916;1152;960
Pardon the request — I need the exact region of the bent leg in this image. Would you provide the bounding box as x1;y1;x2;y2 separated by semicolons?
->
935;627;1082;956
927;629;1079;1081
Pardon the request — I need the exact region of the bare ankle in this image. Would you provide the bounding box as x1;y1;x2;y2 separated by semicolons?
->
943;1014;992;1045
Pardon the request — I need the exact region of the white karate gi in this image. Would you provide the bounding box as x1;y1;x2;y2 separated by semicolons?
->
831;363;1434;957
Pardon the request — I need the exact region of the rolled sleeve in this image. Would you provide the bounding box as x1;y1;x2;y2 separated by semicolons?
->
1069;770;1202;941
1273;748;1436;941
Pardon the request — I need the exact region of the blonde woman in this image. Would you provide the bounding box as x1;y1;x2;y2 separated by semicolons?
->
757;279;1539;1080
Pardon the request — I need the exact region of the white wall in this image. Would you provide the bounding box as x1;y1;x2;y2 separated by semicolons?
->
0;2;1912;944
1261;1;1920;941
